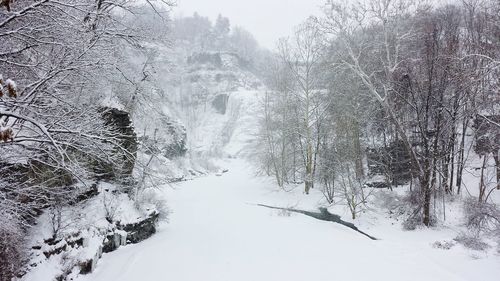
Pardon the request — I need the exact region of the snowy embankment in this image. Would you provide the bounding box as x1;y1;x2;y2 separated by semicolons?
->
76;159;500;281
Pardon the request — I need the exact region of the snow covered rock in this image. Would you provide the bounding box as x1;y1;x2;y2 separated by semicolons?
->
118;211;159;244
212;93;229;114
102;230;127;253
98;107;138;179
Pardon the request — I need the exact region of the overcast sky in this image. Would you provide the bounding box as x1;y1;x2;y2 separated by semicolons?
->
173;0;325;50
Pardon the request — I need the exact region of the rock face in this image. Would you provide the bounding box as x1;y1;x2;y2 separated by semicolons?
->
187;52;223;67
140;121;187;159
73;183;99;204
102;230;127;253
119;212;160;244
31;212;160;280
162;50;263;157
98;107;138;180
164;122;188;158
76;213;159;276
78;246;102;275
212;94;229;114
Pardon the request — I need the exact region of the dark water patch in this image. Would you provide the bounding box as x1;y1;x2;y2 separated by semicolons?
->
257;204;377;240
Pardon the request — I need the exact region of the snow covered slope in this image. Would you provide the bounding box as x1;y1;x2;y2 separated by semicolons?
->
76;159;500;281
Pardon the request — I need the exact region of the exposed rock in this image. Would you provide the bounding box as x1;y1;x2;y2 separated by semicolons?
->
140;121;187;159
79;260;93;275
42;232;86;259
43;237;62;246
73;183;98;204
31;210;161;280
212;94;229;114
102;230;127;253
187;52;223;67
42;240;67;258
79;245;102;275
164;122;187;158
119;212;160;244
66;234;84;248
98;107;138;180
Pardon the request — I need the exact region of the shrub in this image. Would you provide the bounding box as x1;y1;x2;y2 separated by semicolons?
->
463;198;500;236
454;232;490;251
0;216;25;280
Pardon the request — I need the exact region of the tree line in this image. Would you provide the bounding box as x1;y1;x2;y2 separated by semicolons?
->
258;0;499;226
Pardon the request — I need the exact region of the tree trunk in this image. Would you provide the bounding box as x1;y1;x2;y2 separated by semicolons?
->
422;170;432;226
478;154;488;202
456;118;468;194
353;120;364;180
305;141;313;194
449;132;455;193
443;150;450;194
493;150;500;190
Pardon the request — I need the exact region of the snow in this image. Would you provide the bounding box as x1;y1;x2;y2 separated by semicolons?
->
151;47;264;159
223;89;261;157
100;95;125;111
76;159;500;281
19;181;164;281
64;51;500;281
5;78;16;89
0;123;11;132
16;35;500;281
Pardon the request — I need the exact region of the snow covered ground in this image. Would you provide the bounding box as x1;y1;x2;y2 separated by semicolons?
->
76;159;500;281
72;65;500;281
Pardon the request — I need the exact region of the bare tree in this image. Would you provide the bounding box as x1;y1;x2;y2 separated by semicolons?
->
0;0;174;278
277;17;327;194
322;0;499;226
